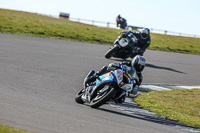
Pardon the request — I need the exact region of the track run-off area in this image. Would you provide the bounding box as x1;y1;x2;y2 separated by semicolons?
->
0;33;200;133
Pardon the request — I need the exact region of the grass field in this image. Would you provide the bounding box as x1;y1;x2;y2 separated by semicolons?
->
0;124;31;133
135;89;200;129
1;8;200;55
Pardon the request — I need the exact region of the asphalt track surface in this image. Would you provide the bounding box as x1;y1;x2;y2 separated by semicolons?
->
0;33;199;133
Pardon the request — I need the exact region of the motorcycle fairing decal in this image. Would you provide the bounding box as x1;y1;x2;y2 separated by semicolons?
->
123;73;129;79
118;37;129;47
117;69;123;75
128;74;132;79
113;70;123;84
96;72;114;85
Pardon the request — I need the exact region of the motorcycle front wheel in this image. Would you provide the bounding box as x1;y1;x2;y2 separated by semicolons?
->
75;89;85;104
105;46;119;59
90;88;116;108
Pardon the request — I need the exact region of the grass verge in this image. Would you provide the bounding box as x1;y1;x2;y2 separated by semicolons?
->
134;89;200;129
1;8;200;55
0;125;31;133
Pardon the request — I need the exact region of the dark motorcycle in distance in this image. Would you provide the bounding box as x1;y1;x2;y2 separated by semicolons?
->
117;18;128;29
105;32;139;60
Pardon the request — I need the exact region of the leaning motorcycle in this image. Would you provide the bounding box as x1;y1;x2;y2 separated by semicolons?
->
105;32;139;60
75;65;140;109
117;18;128;29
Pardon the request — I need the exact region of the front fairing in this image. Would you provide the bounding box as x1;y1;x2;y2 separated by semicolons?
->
118;37;129;47
127;67;139;82
89;70;123;101
96;69;123;85
112;42;132;59
96;72;114;85
117;32;137;48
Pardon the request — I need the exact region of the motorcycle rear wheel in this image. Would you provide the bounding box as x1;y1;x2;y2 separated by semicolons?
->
75;89;85;104
90;88;116;108
105;46;119;59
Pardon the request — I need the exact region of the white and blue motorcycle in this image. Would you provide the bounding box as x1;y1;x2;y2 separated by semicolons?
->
75;65;140;108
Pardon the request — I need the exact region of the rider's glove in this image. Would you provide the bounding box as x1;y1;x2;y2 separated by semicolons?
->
121;61;131;66
108;63;120;69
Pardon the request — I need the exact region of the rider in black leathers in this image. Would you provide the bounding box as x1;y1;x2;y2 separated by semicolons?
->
116;15;121;27
83;55;146;94
116;15;127;29
121;28;151;57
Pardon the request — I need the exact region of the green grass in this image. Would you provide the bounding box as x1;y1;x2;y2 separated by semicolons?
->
0;8;121;44
0;125;31;133
1;8;200;55
150;34;200;54
135;89;200;129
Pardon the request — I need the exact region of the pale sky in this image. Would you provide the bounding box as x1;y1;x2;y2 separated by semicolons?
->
1;0;200;36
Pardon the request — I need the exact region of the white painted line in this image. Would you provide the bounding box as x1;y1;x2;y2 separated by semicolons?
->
140;85;171;91
175;86;200;89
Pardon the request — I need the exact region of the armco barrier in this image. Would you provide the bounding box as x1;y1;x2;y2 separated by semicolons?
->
46;14;200;38
68;17;200;38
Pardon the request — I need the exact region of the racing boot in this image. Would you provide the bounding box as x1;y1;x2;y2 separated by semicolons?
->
131;85;139;95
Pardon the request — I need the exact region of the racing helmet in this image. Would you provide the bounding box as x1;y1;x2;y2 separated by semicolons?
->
131;55;146;72
141;28;150;39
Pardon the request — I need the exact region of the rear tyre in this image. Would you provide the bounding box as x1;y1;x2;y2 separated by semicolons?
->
75;89;85;104
105;46;119;59
90;88;116;108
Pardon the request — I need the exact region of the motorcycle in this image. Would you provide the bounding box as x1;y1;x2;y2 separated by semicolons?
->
105;32;139;60
117;18;128;29
75;65;140;108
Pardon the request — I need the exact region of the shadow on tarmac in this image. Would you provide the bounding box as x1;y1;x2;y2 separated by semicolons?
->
146;63;186;74
108;58;186;74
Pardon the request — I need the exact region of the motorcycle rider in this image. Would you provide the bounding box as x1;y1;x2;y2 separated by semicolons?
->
83;55;146;95
121;28;151;57
116;15;121;24
116;15;127;29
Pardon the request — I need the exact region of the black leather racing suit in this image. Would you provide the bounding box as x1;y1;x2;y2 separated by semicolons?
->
122;31;151;56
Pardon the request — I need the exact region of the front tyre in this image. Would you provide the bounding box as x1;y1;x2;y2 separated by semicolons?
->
90;88;116;108
105;46;119;59
75;89;85;104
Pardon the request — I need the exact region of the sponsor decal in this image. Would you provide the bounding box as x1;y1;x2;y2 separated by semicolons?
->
117;70;123;75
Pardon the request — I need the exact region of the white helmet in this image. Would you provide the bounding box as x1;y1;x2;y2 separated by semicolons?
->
141;28;150;39
131;55;146;72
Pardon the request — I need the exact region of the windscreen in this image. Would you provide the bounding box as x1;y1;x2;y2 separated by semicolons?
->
127;67;136;80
